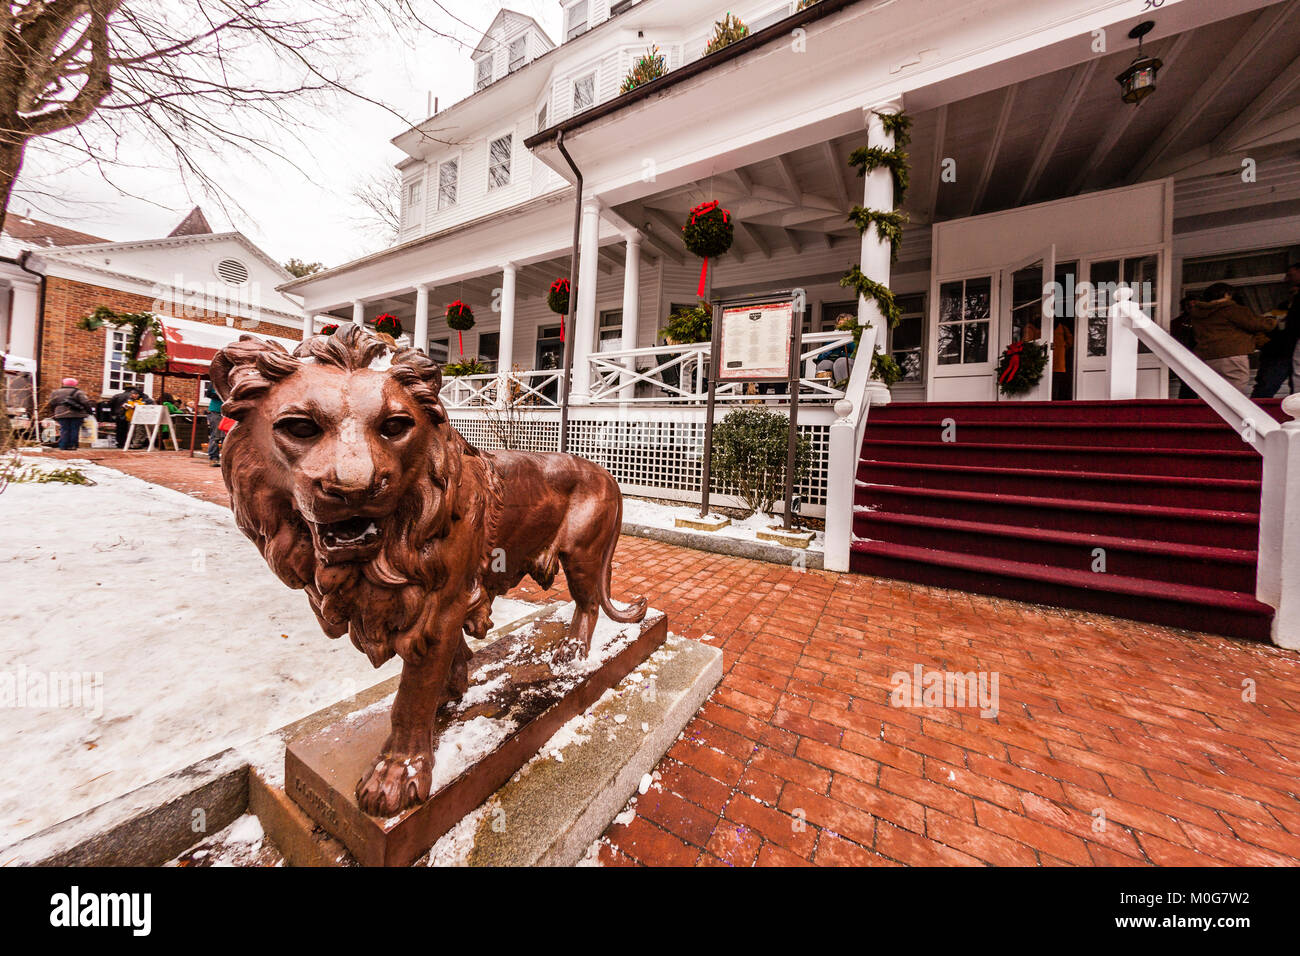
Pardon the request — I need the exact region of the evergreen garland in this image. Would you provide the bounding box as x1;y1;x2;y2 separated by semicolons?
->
840;110;912;389
847;207;908;259
76;305;169;374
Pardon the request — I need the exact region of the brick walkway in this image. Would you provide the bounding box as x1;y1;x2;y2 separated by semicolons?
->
47;449;1300;866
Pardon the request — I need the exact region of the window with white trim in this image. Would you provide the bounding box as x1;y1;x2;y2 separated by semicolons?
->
488;135;512;189
572;72;595;112
565;1;589;41
508;36;527;72
438;160;458;210
475;56;493;91
406;179;422;209
105;328;145;393
749;4;792;33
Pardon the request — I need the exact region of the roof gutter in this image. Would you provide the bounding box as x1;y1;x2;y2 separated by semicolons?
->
555;129;584;455
524;0;867;151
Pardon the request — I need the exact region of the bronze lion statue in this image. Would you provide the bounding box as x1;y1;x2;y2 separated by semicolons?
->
211;324;646;817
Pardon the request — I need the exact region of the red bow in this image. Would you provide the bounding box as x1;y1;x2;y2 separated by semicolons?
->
999;341;1025;385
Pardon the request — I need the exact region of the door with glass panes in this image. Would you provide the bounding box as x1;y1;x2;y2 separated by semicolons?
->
1075;253;1162;399
997;247;1055;402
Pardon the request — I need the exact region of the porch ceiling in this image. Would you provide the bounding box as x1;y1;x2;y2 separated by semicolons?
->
617;3;1300;264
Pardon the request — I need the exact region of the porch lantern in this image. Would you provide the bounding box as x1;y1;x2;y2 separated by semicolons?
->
1117;21;1162;105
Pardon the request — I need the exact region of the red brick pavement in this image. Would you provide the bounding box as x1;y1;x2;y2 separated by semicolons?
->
49;449;1300;866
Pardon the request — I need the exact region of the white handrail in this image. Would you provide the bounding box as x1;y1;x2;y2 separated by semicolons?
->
1110;286;1300;649
1108;288;1278;452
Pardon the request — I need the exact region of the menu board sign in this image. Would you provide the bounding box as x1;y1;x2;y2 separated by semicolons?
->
717;299;794;381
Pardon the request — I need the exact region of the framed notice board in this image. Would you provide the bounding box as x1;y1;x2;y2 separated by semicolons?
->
701;291;804;528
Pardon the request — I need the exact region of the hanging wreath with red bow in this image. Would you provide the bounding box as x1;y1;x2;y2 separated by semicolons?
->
548;278;570;316
682;200;733;298
996;339;1049;396
320;323;339;336
374;313;402;338
446;300;475;357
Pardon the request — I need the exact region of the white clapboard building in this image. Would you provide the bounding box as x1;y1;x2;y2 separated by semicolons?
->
283;0;1300;648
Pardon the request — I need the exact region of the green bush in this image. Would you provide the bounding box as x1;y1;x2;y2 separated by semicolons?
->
621;45;667;93
443;357;489;377
663;301;712;344
711;407;811;517
704;14;749;55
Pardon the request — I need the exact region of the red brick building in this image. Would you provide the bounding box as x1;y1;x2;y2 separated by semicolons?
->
2;208;305;410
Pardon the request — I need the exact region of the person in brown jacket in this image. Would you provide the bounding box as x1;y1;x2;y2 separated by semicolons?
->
1188;283;1276;396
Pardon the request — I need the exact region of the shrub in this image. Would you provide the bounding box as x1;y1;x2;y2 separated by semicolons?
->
443;357;489;377
704;13;749;55
621;45;667;93
663;301;712;344
711;407;811;517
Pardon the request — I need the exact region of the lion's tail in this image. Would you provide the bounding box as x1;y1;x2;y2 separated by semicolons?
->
599;486;648;625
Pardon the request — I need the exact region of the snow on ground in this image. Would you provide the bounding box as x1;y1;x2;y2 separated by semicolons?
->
621;496;823;553
0;458;538;848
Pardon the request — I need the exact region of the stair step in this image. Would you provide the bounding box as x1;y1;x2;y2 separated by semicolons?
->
858;439;1260;479
848;540;1273;641
863;420;1253;451
854;484;1261;550
854;511;1258;593
856;461;1261;511
870;399;1286;425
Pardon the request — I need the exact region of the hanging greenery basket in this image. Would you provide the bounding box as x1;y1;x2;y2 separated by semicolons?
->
320;323;339;336
996;340;1049;396
446;301;475;331
447;300;475;357
704;13;749;55
374;313;402;337
621;45;667;93
547;278;571;316
683;200;734;298
76;306;169;374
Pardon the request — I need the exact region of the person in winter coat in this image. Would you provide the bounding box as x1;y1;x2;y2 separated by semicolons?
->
109;386;152;448
1188;283;1276;397
1252;262;1300;398
43;378;94;450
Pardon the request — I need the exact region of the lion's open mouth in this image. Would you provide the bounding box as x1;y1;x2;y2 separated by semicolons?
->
313;516;384;561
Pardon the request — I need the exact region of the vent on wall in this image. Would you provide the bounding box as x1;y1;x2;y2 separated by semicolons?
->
215;258;249;284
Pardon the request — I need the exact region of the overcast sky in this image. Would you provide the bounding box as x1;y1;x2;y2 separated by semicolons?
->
11;1;563;270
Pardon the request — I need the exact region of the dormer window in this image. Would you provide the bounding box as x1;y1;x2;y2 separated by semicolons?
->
475;56;493;91
565;1;589;41
508;36;527;72
573;72;595;112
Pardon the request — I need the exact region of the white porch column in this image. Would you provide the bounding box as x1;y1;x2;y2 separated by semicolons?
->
8;279;40;358
569;197;602;404
301;312;314;341
413;284;430;352
499;263;517;374
857;101;902;405
619;233;641;400
352;300;365;327
1259;394;1300;650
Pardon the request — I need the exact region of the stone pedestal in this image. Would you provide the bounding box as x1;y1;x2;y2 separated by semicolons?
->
284;607;669;867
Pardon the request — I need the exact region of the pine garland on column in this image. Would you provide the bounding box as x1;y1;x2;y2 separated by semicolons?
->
840;110;912;352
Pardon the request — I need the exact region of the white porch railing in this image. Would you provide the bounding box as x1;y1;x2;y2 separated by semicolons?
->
587;331;857;405
440;370;565;410
1109;287;1300;650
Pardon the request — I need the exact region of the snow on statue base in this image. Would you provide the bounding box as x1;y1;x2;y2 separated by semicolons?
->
284;605;667;867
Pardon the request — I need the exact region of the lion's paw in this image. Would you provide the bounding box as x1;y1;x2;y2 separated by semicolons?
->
355;752;432;817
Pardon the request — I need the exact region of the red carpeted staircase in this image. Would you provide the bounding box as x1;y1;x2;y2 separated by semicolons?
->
850;399;1286;641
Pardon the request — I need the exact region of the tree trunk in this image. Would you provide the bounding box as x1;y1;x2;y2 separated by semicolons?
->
0;138;27;236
